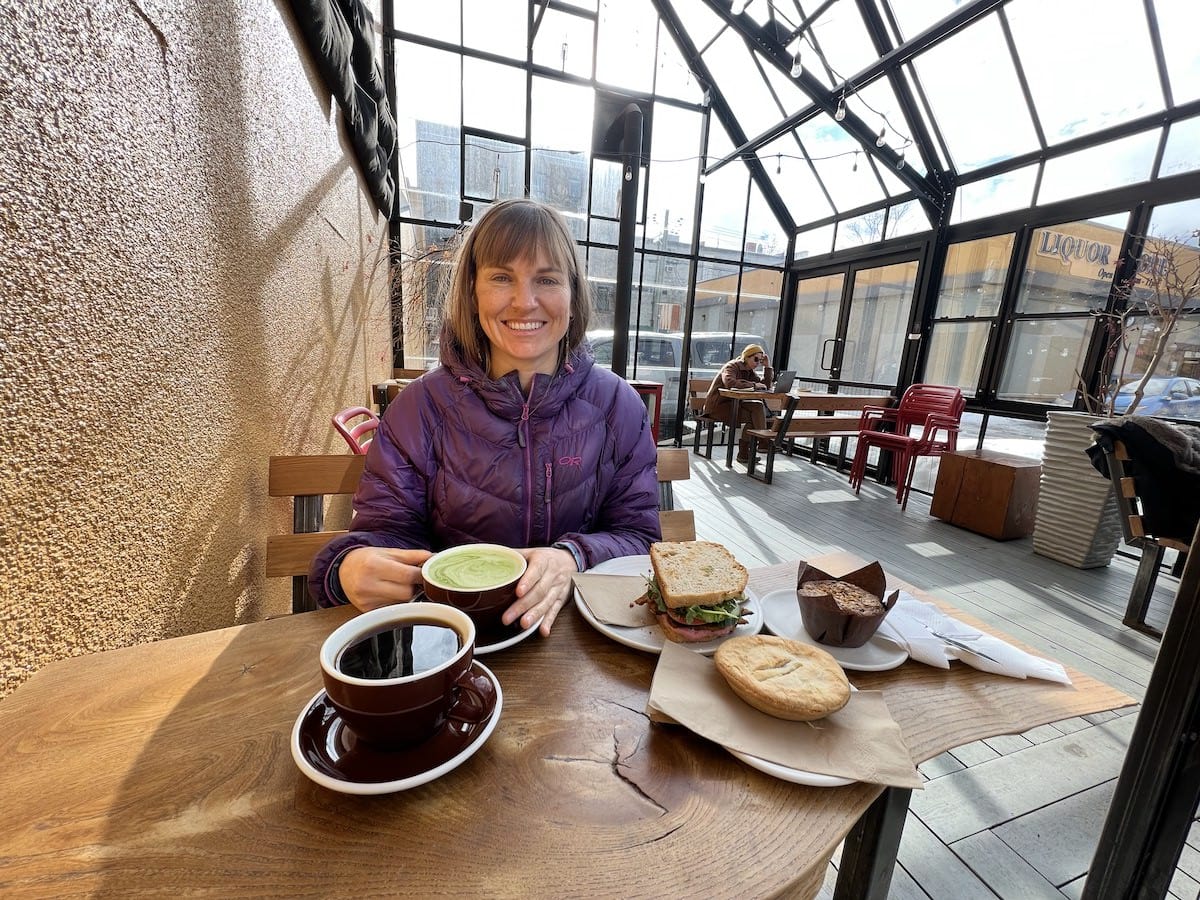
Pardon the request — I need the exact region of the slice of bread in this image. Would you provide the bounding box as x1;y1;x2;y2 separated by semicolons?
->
650;541;749;610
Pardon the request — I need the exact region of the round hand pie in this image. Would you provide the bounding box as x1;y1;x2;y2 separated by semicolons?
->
714;635;850;721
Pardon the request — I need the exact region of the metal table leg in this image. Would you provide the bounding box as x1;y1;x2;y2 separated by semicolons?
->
834;786;912;900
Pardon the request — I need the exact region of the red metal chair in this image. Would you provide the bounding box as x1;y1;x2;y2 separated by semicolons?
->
332;406;379;455
848;384;966;509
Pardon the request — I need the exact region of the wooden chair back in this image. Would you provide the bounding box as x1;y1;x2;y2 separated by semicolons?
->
268;454;365;613
269;448;695;611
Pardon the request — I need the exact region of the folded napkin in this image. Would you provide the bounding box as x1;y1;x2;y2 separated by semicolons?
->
878;592;1071;685
572;573;654;627
646;642;922;788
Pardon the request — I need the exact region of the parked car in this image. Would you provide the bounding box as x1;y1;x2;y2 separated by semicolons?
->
587;329;766;434
1110;375;1200;419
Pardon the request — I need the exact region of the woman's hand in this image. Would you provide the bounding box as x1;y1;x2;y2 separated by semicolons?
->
502;546;579;636
337;547;434;613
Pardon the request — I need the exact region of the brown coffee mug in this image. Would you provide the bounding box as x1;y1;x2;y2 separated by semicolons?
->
319;603;493;750
421;544;528;637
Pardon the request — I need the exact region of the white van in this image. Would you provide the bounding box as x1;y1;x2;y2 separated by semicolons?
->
587;329;766;434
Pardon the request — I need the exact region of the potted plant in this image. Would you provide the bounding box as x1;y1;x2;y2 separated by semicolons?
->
1033;229;1200;568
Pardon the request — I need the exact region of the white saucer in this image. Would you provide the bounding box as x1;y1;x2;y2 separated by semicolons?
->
476;617;541;655
574;555;762;656
291;661;502;795
760;588;909;672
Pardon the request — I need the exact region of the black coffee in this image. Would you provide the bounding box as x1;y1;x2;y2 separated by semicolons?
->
336;622;462;679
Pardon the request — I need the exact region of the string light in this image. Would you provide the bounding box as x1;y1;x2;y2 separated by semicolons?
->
834;94;846;122
851;151;858;173
875;126;886;148
775;153;781;175
789;48;802;78
895;147;906;171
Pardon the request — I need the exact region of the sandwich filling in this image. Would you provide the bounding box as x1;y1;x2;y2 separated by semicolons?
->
642;575;746;627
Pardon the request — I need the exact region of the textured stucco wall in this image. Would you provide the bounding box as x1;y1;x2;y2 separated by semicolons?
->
0;1;390;696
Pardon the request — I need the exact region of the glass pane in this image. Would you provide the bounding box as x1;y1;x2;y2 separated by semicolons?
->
655;19;704;103
395;2;460;43
835;210;889;251
395;42;461;223
737;266;782;358
693;261;740;336
788;272;845;380
886;200;931;239
843;78;916;171
841;261;918;386
702;32;782;138
1156;0;1200;104
587;246;618;323
590;159;623;219
807;2;878;88
1017;218;1128;314
464;135;525;202
669;0;726;51
1147;197;1200;243
924;322;993;397
757;133;834;229
398;226;459;368
1008;0;1163;145
889;0;962;40
463;58;526;136
645;103;702;248
1110;315;1200;419
1038;129;1160;206
913;14;1039;171
532;7;594;78
462;0;527;60
936;234;1015;319
531;77;593;155
997;318;1097;403
950;165;1038;225
698;158;747;261
744;183;786;266
795;223;835;260
799;113;886;213
1160;116;1200;179
640;253;690;332
531;149;587;238
596;0;657;91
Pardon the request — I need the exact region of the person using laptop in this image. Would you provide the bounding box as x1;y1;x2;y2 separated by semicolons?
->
703;344;775;464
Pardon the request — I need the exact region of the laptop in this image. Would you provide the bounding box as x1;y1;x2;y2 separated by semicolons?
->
772;370;796;393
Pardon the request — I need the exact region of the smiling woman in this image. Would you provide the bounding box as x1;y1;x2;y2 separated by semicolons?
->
309;199;662;639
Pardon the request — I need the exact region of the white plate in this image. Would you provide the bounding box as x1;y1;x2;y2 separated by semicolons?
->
291;661;502;795
476;617;541;655
574;554;762;655
760;588;909;672
725;685;859;787
726;749;855;787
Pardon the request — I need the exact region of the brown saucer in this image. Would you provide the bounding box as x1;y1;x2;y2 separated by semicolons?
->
291;661;502;795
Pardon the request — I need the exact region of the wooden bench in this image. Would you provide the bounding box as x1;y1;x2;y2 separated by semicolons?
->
744;415;863;485
269;448;693;611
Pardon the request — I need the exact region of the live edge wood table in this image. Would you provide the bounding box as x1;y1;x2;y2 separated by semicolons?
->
0;552;1130;899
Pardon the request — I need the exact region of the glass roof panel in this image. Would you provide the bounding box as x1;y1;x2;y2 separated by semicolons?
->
702;30;783;139
950;164;1038;225
596;0;658;91
1037;129;1161;206
797;112;888;213
843;77;919;192
1007;0;1163;145
886;0;962;41
795;222;835;259
912;13;1038;172
654;19;704;102
463;57;527;136
757;132;834;226
806;1;880;88
667;0;727;52
834;210;884;251
1154;0;1200;104
533;7;595;79
463;0;527;59
558;0;597;10
894;66;935;176
1161;115;1200;179
757;51;813;122
745;180;787;265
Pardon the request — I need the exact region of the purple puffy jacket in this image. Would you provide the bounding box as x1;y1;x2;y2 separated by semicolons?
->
308;339;661;607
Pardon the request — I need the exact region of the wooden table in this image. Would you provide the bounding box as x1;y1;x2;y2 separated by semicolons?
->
0;553;1131;899
717;390;886;468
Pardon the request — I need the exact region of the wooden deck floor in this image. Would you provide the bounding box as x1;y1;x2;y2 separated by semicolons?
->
668;446;1198;899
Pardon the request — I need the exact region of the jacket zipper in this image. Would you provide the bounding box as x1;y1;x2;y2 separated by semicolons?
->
520;383;534;547
544;462;553;544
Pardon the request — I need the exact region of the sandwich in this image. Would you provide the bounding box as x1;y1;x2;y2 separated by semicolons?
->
639;541;751;643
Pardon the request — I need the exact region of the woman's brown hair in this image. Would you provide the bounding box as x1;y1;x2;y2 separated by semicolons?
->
444;199;592;369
